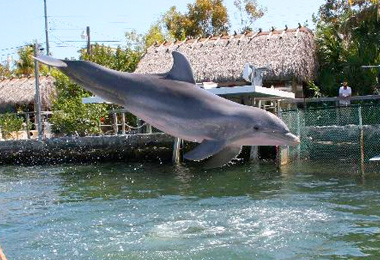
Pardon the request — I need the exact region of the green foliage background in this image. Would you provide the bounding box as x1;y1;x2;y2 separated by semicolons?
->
50;44;143;136
314;0;380;96
0;113;24;139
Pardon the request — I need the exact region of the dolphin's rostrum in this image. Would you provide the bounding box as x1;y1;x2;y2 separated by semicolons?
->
35;51;300;167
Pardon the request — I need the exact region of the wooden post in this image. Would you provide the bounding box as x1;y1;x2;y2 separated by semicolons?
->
336;99;340;125
26;113;31;139
276;105;290;166
137;119;143;133
359;106;365;176
146;124;152;134
250;146;259;162
34;42;43;141
113;113;118;135
86;26;91;55
296;109;301;160
121;113;126;135
172;137;182;163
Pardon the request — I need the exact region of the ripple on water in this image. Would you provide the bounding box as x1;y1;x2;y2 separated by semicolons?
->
1;163;380;260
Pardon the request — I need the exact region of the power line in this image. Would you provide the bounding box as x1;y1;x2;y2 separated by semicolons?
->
0;44;30;53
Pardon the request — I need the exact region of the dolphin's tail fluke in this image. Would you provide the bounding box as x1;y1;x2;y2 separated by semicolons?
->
33;55;68;68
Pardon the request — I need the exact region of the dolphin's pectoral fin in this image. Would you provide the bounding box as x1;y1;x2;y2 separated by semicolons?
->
204;145;242;168
33;55;68;68
165;51;196;84
183;140;226;161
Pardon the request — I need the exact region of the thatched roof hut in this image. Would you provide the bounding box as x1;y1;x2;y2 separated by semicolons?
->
135;27;317;97
0;76;56;111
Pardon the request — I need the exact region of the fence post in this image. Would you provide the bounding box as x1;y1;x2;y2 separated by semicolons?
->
137;119;143;133
26;113;31;139
172;137;182;163
276;106;290;166
296;109;301;160
358;106;365;176
113;113;118;135
121;113;126;135
146;124;152;134
249;146;259;162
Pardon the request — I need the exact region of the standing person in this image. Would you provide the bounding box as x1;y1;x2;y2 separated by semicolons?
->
338;80;352;125
339;80;352;106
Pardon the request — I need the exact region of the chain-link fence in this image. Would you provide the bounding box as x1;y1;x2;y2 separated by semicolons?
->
281;104;380;175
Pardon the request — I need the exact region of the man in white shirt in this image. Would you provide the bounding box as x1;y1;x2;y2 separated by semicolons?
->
339;81;352;106
338;80;352;125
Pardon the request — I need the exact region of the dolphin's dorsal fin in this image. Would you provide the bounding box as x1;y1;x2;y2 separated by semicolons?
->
165;51;196;84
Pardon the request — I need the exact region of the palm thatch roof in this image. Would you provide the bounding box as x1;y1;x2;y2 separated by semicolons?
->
0;76;56;110
135;27;317;85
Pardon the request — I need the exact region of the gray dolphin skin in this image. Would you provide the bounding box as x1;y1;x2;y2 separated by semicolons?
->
34;51;300;167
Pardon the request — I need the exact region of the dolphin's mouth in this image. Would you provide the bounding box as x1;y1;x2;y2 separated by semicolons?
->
270;131;300;146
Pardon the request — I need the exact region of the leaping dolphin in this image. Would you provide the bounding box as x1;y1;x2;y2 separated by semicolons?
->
35;51;300;167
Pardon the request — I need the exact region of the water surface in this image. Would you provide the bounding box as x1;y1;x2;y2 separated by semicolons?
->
1;162;380;259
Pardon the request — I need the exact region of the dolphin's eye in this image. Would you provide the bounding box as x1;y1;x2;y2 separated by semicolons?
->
253;126;260;131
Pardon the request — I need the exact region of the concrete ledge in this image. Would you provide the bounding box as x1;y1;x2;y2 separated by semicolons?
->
0;133;175;165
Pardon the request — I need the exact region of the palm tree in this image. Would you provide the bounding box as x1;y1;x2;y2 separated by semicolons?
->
14;46;34;77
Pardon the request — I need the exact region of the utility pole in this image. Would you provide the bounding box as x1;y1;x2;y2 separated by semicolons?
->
34;42;43;141
86;26;91;55
44;0;49;55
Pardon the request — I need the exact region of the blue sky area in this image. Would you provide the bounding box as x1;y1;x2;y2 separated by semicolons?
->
0;0;325;62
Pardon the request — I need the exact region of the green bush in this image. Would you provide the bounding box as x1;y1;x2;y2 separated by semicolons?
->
49;70;109;136
0;113;24;139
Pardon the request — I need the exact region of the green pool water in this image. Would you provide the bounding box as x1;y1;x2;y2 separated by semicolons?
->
0;162;379;259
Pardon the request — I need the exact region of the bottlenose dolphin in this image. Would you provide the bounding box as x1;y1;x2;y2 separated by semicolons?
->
35;51;300;167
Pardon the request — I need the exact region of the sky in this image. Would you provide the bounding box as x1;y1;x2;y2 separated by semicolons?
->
0;0;325;63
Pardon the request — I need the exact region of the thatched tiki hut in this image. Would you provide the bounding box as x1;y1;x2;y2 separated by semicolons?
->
136;27;317;98
0;76;56;113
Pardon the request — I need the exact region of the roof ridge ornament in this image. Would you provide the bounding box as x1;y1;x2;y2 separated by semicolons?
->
238;31;247;45
213;34;223;46
280;25;288;39
176;38;187;50
267;26;275;41
191;37;201;47
249;28;261;43
157;40;167;51
200;35;212;47
295;23;302;38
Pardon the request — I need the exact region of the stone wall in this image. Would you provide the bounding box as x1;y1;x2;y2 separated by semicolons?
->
0;133;174;165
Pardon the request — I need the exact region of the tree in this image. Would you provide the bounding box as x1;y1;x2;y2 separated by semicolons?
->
50;41;143;136
164;0;230;39
233;0;265;33
11;45;49;78
314;0;380;96
14;45;34;77
49;69;109;136
80;44;142;72
0;63;11;78
144;23;166;48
